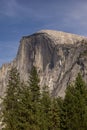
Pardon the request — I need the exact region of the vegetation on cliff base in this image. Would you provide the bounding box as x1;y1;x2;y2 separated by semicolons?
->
1;67;87;130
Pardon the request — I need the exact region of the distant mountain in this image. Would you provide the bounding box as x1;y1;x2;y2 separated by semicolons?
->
0;30;87;97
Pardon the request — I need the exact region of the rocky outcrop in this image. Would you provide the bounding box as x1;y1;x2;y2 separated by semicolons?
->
0;30;87;97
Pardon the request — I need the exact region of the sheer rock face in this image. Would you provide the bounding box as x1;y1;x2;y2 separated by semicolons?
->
0;30;87;97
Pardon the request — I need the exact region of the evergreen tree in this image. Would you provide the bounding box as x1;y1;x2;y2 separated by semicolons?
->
61;73;87;130
40;85;52;130
16;66;41;130
40;85;60;130
1;67;21;130
49;98;60;130
2;66;87;130
26;66;41;130
1;66;41;130
60;84;76;130
16;82;35;130
74;73;87;129
29;66;40;102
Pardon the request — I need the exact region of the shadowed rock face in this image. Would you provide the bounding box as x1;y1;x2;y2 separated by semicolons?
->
0;30;87;98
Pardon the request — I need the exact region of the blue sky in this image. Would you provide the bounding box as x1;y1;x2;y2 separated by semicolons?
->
0;0;87;67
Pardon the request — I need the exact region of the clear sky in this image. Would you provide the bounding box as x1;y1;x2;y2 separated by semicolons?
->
0;0;87;67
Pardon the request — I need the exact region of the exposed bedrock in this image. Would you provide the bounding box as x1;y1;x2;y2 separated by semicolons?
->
0;30;87;97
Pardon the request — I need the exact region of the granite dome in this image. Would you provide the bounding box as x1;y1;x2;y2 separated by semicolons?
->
37;30;86;44
0;30;87;98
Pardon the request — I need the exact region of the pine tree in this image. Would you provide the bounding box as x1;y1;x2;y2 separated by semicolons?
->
40;86;60;130
1;67;21;130
26;66;41;130
15;66;41;130
49;98;60;130
61;73;87;130
60;84;76;130
1;66;41;130
16;82;34;130
74;73;87;130
29;66;40;102
40;85;52;130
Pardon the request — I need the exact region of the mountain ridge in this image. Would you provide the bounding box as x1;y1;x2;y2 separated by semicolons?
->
0;30;87;97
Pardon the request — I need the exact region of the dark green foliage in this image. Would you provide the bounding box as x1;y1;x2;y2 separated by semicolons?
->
1;67;87;130
14;82;32;130
29;66;40;102
60;84;76;130
14;66;41;130
49;98;60;130
1;67;21;130
27;66;41;129
61;73;87;130
40;85;52;130
1;66;41;130
40;86;60;130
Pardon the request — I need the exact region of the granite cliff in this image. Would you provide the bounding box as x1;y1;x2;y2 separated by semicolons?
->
0;30;87;97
